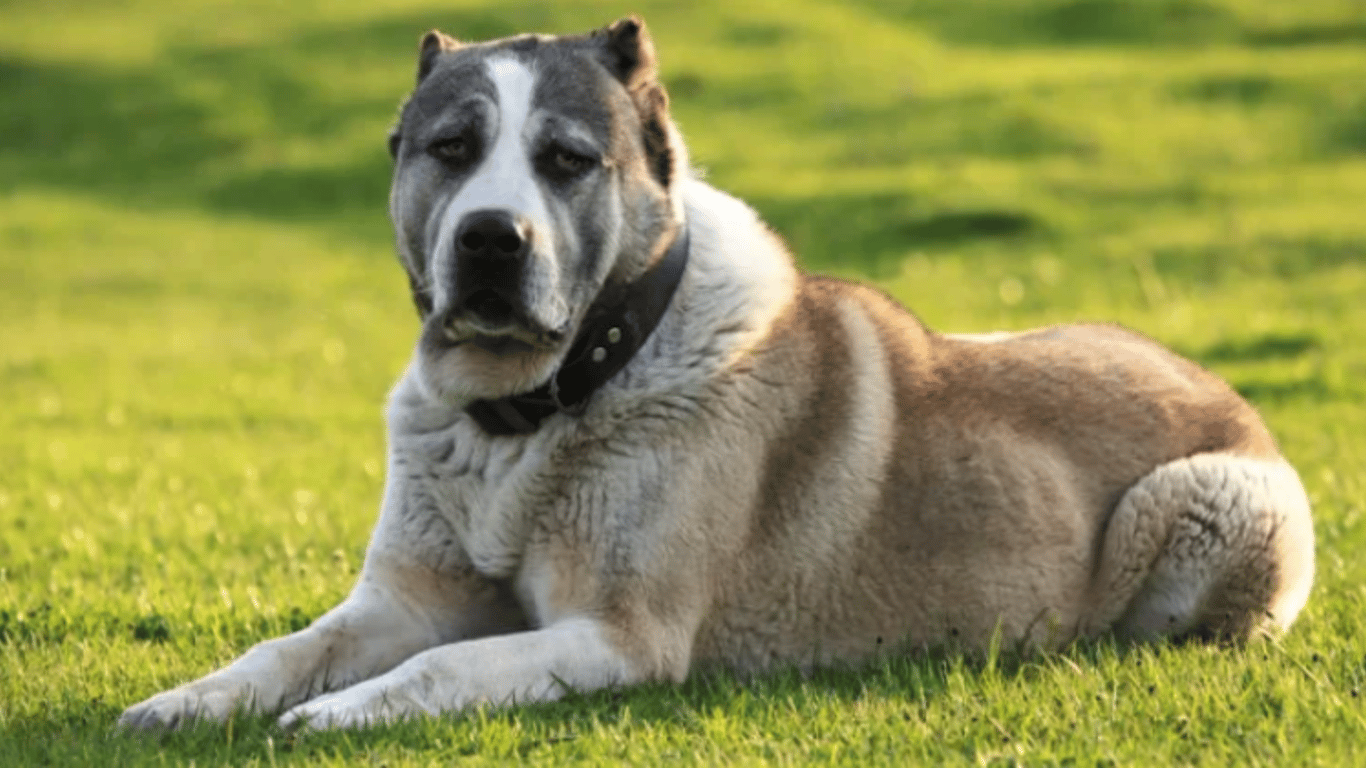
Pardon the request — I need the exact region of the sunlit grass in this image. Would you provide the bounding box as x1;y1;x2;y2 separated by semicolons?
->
2;0;1365;764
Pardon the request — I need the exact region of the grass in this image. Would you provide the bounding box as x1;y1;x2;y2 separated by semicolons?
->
2;0;1365;764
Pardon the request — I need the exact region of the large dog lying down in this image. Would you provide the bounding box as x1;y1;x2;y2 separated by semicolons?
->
121;17;1314;730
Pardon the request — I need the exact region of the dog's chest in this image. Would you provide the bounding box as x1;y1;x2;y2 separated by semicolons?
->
389;418;569;579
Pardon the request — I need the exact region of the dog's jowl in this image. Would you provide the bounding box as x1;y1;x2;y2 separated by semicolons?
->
121;17;1314;730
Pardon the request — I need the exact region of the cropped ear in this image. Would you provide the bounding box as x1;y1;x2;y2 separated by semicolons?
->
594;17;680;188
595;16;658;88
417;29;463;84
394;31;462;160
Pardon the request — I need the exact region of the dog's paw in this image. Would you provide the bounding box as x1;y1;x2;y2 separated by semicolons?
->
118;685;246;730
279;697;369;731
279;680;416;731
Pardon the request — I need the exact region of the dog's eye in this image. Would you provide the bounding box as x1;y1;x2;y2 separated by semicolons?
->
428;136;472;166
547;148;595;179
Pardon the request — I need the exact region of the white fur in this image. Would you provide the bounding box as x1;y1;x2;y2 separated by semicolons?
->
669;180;798;369
1091;453;1314;637
277;618;631;729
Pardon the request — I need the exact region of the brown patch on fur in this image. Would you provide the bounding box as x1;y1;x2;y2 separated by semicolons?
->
919;323;1282;475
595;17;655;84
710;278;1289;651
745;278;859;547
369;553;531;641
596;593;698;681
863;309;1282;644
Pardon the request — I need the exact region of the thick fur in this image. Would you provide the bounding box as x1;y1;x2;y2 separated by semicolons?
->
120;18;1314;731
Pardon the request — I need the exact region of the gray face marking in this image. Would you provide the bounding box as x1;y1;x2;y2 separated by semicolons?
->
390;59;497;298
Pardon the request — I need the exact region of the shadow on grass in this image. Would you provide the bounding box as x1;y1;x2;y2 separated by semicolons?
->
850;0;1243;47
1192;332;1321;364
1172;74;1282;105
0;603;317;648
1028;0;1242;45
1245;22;1366;48
6;3;1355;283
1150;237;1366;286
0;58;239;201
0;51;393;241
1173;333;1340;406
0;6;567;242
828;94;1092;167
750;193;1046;277
2;634;1157;765
0;3;1062;277
856;0;1364;51
1234;378;1338;406
0;631;1131;759
1166;74;1366;160
1325;101;1366;156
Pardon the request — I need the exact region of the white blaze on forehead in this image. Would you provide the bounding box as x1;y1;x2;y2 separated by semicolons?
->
485;56;537;167
448;56;542;217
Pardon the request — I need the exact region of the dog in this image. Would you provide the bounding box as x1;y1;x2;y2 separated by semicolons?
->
120;17;1315;730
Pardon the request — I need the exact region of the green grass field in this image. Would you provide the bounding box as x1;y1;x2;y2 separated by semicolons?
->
3;0;1365;764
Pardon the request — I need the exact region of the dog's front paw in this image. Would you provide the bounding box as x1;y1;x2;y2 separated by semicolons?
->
279;679;420;731
118;684;249;730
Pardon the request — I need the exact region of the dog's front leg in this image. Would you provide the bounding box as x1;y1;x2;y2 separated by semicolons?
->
118;553;525;730
277;616;649;729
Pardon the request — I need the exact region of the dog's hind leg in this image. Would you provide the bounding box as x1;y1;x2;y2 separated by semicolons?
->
1087;453;1314;641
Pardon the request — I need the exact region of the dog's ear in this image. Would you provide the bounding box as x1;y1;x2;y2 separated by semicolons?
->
596;16;658;87
594;17;679;188
417;29;462;84
391;31;462;160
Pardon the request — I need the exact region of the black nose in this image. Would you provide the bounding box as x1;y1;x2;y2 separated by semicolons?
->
455;210;528;260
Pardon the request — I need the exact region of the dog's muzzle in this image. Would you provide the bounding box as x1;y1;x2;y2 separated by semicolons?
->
437;209;563;351
451;209;528;326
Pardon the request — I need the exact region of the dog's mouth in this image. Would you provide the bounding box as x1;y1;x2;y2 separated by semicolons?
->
465;289;514;327
436;293;568;354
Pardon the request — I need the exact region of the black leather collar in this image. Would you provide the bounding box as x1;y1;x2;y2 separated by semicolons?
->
466;225;690;436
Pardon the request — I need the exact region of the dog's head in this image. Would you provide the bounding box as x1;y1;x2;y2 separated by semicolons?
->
387;17;687;404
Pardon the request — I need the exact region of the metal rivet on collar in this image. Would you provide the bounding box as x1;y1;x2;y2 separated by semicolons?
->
606;327;622;344
591;347;607;363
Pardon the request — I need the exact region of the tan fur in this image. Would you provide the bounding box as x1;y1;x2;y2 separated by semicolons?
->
651;275;1308;673
682;277;1304;665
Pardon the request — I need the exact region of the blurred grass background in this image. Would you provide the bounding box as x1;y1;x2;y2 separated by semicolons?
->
2;0;1365;764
